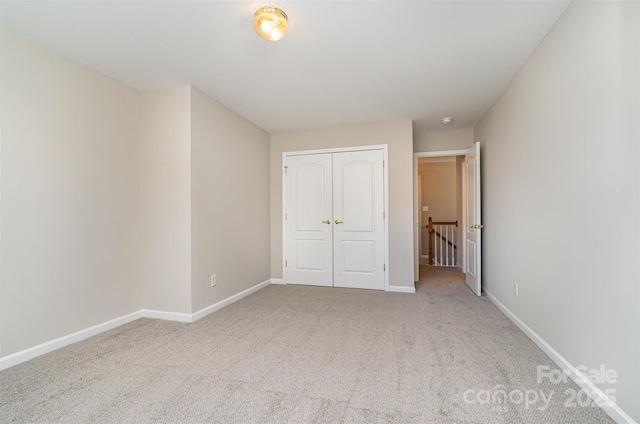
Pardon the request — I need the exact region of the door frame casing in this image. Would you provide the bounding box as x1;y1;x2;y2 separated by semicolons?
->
282;144;389;291
413;149;468;282
417;174;423;258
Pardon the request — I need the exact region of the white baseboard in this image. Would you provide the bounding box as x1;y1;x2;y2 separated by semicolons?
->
270;278;286;285
0;310;143;370
387;285;416;294
485;290;636;424
190;279;271;322
141;309;192;323
0;278;273;371
143;279;272;323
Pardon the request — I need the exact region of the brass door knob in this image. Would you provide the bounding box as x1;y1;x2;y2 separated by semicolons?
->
322;220;331;224
335;219;344;224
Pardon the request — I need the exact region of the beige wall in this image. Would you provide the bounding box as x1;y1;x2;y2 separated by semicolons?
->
141;86;271;315
418;160;457;255
419;161;457;221
474;1;639;421
270;121;414;288
190;88;270;312
141;86;192;314
1;32;142;356
414;128;473;152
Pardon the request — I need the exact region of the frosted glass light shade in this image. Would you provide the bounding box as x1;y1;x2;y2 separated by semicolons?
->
254;7;288;42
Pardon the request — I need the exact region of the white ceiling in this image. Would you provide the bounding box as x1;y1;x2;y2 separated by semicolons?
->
1;1;570;134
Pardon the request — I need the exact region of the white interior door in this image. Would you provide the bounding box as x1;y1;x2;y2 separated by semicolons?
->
465;142;482;295
333;150;385;290
284;154;333;286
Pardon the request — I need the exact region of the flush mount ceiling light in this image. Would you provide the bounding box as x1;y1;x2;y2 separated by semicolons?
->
441;117;453;125
254;6;289;42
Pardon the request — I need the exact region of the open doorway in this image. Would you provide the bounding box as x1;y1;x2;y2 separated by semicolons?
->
418;156;464;269
414;150;467;282
413;144;483;296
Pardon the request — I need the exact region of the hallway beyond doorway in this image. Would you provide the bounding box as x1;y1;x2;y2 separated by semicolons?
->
417;264;466;293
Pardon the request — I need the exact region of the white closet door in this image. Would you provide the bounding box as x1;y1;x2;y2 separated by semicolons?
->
284;154;333;286
333;150;385;290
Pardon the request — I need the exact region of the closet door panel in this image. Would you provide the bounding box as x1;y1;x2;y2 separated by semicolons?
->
284;154;333;286
333;150;385;290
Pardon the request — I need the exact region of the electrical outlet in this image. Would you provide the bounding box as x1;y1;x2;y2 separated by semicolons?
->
211;275;217;287
514;282;519;296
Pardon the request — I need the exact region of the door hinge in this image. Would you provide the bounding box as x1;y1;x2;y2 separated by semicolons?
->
383;212;385;219
383;264;386;271
284;166;288;173
285;213;288;220
382;160;385;168
285;260;288;267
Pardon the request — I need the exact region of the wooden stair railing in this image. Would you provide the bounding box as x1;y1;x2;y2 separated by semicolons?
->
428;217;458;266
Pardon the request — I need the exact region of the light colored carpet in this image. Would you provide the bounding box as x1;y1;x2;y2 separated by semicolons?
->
0;266;612;423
